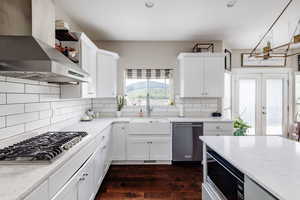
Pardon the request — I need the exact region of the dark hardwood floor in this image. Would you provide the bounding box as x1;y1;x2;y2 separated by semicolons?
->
95;165;203;200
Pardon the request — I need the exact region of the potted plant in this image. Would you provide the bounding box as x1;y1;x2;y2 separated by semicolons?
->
116;95;125;117
233;117;251;136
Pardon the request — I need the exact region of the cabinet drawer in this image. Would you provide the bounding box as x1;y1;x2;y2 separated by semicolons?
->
96;125;111;146
25;180;49;200
204;122;233;132
204;131;233;136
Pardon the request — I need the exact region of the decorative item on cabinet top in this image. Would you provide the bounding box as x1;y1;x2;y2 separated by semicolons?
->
192;43;214;53
224;49;232;71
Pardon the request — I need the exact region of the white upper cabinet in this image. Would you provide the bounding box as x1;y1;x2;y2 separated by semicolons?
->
96;49;119;98
80;34;97;98
61;33;98;99
178;53;225;98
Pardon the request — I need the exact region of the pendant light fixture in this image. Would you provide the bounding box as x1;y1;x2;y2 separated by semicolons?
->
250;0;300;59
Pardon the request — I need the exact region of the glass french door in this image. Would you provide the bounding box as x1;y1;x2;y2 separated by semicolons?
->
234;74;288;136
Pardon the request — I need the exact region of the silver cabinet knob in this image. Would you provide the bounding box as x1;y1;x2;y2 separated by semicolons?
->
79;177;85;181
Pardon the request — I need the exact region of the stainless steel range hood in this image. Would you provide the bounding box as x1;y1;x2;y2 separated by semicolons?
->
0;36;89;83
0;0;89;83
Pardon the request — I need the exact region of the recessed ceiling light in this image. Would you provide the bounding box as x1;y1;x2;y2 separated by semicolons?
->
227;0;238;8
145;1;155;8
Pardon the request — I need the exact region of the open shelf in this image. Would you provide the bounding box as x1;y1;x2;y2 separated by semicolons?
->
55;29;78;41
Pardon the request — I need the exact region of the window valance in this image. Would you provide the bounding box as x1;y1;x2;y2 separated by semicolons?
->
125;69;174;79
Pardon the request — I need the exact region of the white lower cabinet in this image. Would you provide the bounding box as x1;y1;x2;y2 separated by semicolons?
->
112;123;127;160
78;156;95;200
25;181;49;200
149;138;171;160
204;122;234;136
93;146;104;191
49;126;113;200
127;136;171;161
51;154;95;200
127;137;149;160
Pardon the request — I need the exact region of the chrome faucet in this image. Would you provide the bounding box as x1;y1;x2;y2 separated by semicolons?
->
146;93;152;117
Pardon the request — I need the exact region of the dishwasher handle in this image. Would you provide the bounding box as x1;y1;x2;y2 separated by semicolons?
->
173;122;203;128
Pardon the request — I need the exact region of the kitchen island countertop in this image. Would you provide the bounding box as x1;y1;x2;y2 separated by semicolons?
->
200;136;300;200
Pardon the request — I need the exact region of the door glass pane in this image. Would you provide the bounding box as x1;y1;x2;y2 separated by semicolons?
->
239;80;256;135
266;79;283;135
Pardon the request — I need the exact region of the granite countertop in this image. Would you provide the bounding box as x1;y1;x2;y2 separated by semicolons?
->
200;136;300;200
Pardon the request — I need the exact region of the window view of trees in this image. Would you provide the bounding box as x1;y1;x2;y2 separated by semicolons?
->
125;79;170;106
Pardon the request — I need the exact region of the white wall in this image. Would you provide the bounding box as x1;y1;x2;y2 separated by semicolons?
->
0;76;91;142
55;3;84;33
95;40;223;94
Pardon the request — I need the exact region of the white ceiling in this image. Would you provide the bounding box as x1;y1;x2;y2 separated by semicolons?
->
55;0;300;49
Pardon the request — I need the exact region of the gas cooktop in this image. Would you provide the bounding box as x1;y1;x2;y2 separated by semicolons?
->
0;131;88;164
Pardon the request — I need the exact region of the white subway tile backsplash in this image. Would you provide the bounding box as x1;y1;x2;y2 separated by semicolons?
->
7;112;39;126
25;103;50;112
25;84;50;94
25;119;50;132
50;87;60;94
40;94;60;102
0;117;5;128
0;124;25;140
0;104;24;116
7;94;39;104
0;76;91;140
0;82;24;93
0;94;6;104
40;110;51;119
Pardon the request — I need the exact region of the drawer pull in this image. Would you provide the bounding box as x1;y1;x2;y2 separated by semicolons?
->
79;177;85;181
83;173;89;177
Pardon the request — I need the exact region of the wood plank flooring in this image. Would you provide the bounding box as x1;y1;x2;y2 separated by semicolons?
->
95;165;202;200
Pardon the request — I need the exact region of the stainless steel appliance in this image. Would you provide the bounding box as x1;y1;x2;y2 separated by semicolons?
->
172;122;203;163
0;0;89;83
0;131;88;164
206;147;244;200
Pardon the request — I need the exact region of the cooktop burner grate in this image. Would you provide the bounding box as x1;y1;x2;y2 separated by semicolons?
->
0;131;88;164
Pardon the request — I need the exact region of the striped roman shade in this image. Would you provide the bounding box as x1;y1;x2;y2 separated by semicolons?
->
125;69;173;79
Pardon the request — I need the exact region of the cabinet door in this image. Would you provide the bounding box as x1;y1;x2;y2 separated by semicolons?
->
127;137;149;160
203;57;224;97
180;57;204;97
78;156;95;200
93;147;104;190
112;124;127;160
51;174;79;200
25;181;49;200
96;52;117;98
149;138;171;160
81;36;97;98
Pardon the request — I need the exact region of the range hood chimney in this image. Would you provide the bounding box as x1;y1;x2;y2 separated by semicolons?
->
0;0;89;83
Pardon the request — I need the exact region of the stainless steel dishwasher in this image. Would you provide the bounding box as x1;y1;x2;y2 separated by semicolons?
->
172;122;203;164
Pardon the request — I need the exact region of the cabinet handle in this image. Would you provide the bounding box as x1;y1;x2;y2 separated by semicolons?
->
102;135;105;140
102;145;107;149
216;126;221;129
83;173;89;177
79;177;85;181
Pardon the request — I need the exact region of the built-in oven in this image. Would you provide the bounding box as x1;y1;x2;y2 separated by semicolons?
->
206;147;244;200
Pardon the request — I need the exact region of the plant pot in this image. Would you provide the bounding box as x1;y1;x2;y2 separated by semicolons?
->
116;111;122;118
